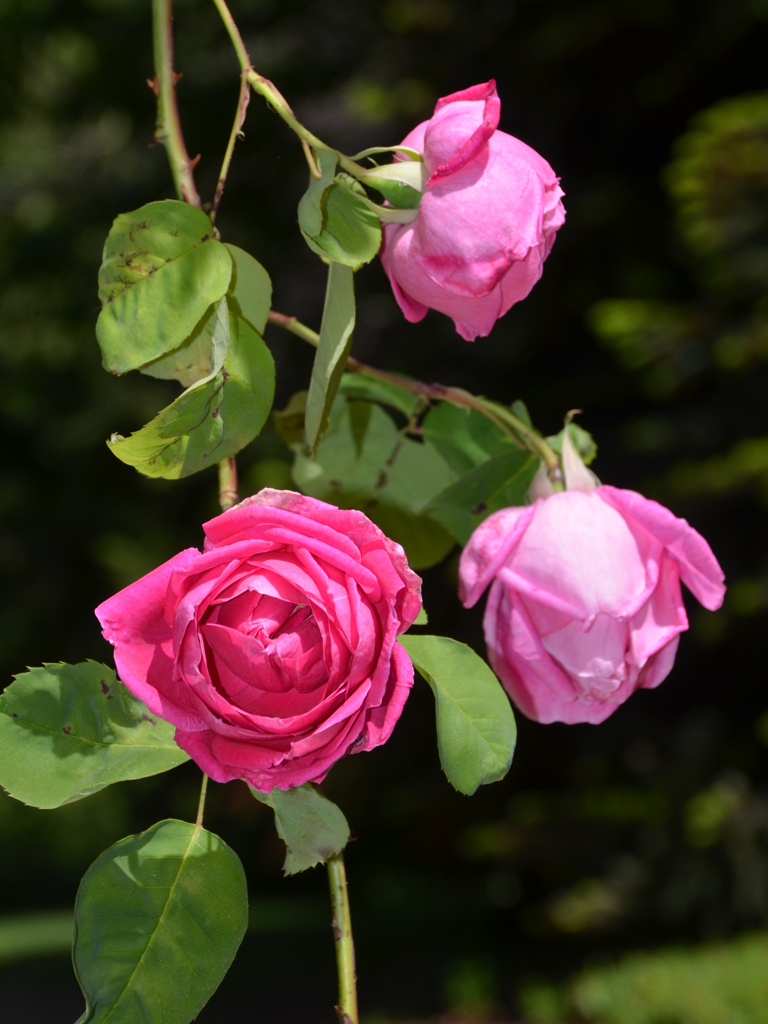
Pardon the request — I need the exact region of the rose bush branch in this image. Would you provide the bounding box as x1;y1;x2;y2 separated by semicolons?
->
196;773;210;826
210;0;368;179
266;310;563;481
211;71;251;223
151;0;250;501
151;0;201;206
328;852;359;1024
218;456;239;511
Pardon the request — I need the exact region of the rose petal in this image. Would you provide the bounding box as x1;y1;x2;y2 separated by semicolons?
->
95;548;198;645
484;583;577;723
355;641;414;750
504;491;659;620
459;504;537;607
597;486;726;611
628;555;688;669
96;489;421;790
539;613;634;702
425;81;500;180
638;635;681;690
112;639;204;731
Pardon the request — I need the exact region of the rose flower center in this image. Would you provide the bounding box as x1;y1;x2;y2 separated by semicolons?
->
200;591;329;716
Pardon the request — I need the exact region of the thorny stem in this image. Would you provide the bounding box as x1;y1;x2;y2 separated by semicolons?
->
266;311;563;480
151;0;201;206
152;0;240;510
218;457;239;511
327;852;359;1024
209;0;368;179
211;72;251;224
210;0;251;70
302;139;323;179
196;773;209;827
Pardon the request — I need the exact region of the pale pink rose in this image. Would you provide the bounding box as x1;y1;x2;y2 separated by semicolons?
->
96;489;422;791
380;80;565;341
458;483;725;725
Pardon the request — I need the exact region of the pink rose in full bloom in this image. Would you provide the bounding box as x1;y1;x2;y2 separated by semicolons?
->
96;489;422;791
380;80;565;341
458;441;725;724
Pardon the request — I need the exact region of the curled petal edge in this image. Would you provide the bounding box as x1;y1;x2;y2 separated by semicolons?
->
428;80;501;183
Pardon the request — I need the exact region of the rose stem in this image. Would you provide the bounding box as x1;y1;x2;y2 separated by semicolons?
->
266;310;563;483
218;456;239;511
210;71;251;225
209;0;368;179
327;851;359;1024
151;0;202;206
195;773;209;827
151;0;242;502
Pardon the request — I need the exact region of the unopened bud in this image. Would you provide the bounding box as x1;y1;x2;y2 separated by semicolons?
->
359;158;427;209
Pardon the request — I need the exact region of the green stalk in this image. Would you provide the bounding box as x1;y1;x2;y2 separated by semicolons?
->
209;0;368;178
327;852;359;1024
218;457;239;511
211;73;251;223
151;0;239;510
195;774;209;827
266;311;563;481
151;0;201;206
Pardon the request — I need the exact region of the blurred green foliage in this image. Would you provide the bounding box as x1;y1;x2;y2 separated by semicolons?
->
591;91;768;396
522;930;768;1024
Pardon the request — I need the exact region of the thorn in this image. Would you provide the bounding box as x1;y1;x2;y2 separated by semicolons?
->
172;71;183;85
146;76;159;97
189;153;202;169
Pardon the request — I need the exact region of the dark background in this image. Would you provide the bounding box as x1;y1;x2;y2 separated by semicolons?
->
2;0;768;1020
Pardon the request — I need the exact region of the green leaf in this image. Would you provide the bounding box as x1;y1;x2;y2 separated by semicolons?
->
426;449;538;544
413;605;428;626
108;300;275;479
297;150;337;239
215;310;276;456
225;243;272;335
305;261;356;452
273;390;308;450
360;503;455;568
299;155;382;268
360;159;426;209
294;398;455;568
249;783;350;875
399;635;516;796
351;145;423;161
73;818;248;1024
510;399;533;427
139;308;220;388
139;286;229;390
338;371;420;417
319;181;382;265
546;422;599;465
365;178;422;209
422;402;517;475
0;662;189;809
96;200;232;375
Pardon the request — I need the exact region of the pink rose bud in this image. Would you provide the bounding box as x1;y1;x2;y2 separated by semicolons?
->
380;80;566;341
96;489;422;791
458;442;725;724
